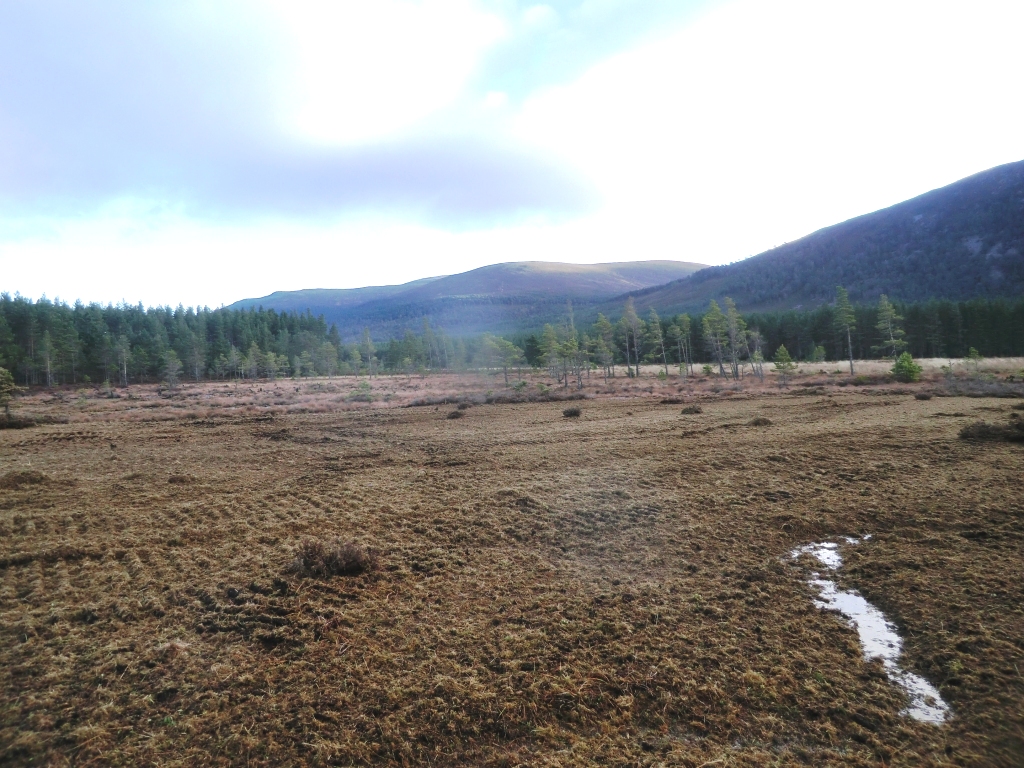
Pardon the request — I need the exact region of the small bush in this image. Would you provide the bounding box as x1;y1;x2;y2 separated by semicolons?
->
660;397;683;404
446;410;465;419
914;393;933;401
681;405;703;414
457;402;472;410
747;417;772;426
959;420;1024;443
562;406;582;418
289;538;378;578
891;352;923;383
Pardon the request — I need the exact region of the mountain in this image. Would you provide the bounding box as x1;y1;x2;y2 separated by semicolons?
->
228;260;706;339
620;159;1024;316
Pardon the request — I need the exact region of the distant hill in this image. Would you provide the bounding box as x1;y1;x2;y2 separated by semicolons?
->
228;260;706;339
619;159;1024;316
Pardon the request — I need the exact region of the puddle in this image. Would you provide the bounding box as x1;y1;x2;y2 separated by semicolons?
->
791;537;950;724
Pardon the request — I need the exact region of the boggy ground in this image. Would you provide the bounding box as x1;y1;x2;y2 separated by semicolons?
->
1;379;1022;766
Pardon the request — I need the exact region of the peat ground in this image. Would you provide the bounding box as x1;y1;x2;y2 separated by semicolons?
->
1;374;1022;766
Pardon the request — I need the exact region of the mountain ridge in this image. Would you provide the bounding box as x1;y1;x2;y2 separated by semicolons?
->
618;159;1024;316
227;260;707;338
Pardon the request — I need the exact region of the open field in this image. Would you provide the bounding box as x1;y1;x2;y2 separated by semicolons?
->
2;369;1023;766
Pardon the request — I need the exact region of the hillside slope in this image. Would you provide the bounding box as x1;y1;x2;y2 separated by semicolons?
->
622;159;1024;315
229;261;706;338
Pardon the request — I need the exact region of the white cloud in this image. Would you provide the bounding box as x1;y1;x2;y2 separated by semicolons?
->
4;0;1024;308
274;0;507;145
514;0;1024;263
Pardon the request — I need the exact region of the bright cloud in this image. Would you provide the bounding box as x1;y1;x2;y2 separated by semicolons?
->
278;0;507;145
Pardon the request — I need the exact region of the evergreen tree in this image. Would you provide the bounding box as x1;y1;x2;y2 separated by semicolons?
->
834;286;856;375
0;366;20;415
702;300;728;376
891;352;922;382
163;350;183;389
621;298;644;377
646;308;669;376
724;297;748;379
772;344;797;387
872;294;908;359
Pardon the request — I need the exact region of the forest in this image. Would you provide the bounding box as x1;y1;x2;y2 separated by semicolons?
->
0;291;1021;387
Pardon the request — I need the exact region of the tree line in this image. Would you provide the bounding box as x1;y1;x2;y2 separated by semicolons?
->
514;292;1024;384
1;291;1020;387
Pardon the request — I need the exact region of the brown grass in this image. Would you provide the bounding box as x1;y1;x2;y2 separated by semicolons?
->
1;371;1023;765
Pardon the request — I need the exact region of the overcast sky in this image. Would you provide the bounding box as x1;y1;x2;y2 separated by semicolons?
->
2;0;1023;307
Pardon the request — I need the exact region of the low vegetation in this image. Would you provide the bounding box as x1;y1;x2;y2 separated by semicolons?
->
2;366;1023;765
288;538;378;578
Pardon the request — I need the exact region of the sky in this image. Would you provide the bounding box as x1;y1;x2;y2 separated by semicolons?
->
2;0;1023;308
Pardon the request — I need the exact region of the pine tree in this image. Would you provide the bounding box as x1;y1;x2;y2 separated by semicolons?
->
891;352;922;382
772;345;797;387
872;294;908;359
702;300;728;376
622;298;644;377
0;366;20;415
834;286;856;375
724;298;748;379
647;309;669;376
163;350;183;389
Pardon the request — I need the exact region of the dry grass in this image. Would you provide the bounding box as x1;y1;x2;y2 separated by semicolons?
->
1;369;1023;765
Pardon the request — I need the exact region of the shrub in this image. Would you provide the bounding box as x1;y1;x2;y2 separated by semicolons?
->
959;419;1024;442
681;405;703;414
446;410;464;419
702;364;714;376
891;352;923;383
748;417;772;426
289;538;377;578
456;402;472;410
914;393;932;401
660;397;684;404
562;406;582;418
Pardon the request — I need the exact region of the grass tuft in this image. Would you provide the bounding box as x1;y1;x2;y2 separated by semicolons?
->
680;405;703;415
289;538;378;578
562;406;582;418
747;417;772;426
914;393;933;400
447;410;465;419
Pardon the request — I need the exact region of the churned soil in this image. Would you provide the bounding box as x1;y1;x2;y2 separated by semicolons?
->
1;376;1022;766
